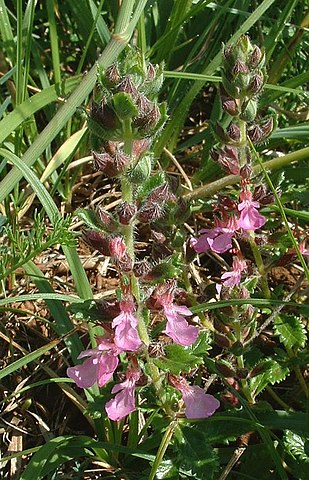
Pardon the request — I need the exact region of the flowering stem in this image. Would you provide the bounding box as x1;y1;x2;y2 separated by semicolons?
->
148;420;178;480
249;235;271;299
238;118;247;167
234;319;254;404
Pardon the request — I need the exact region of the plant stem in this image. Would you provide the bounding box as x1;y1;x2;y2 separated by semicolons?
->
249;235;271;299
148;420;178;480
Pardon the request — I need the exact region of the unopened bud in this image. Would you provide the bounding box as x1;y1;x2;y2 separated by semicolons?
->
105;64;121;85
134;103;161;133
211;145;240;175
236;368;249;379
92;150;130;178
117;202;137;225
249;73;264;94
148;183;176;202
232;59;248;76
116;252;133;272
214;122;231;143
108;236;126;258
227;123;240;141
240;163;252;179
250;46;264;68
147;63;156;81
214;333;232;349
216;363;236;377
261;117;274;138
118;75;138;98
133;260;152;278
85;230;110;255
248;124;264;143
138;201;164;223
97;205;118;232
90;101;119;130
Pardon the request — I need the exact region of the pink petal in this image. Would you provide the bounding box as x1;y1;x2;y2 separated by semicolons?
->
113;316;142;351
105;382;136;421
182;385;220;419
97;354;119;387
211;232;234;253
164;307;199;346
67;357;98;389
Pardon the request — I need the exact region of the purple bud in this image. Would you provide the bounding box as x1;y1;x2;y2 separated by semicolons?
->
116;252;134;272
249;73;264;94
92;150;130;178
216;363;236;377
117;202;137;225
118;75;138;98
261;117;274;138
240;163;252;179
90;101;119;129
214;333;232;348
250;46;263;68
232;59;248;75
248;124;264;143
211;145;240;175
108;236;126;258
138;201;164;223
105;64;121;85
85;230;110;255
147;63;156;81
148;183;176;202
97;205;118;232
133;260;152;278
227;123;240;141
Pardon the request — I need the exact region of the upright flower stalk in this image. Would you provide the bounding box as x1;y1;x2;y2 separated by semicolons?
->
68;49;219;422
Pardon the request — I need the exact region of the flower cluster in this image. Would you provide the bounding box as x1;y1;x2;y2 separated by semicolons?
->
67;51;219;423
192;35;273;291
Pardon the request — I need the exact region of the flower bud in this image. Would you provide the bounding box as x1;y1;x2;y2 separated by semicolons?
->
211;145;240;175
108;236;126;258
214;122;231;143
133;260;152;278
248;73;264;94
214;333;232;349
261;117;274;139
138;201;164;223
134;103;161;134
118;75;138;98
90;101;120;130
148;183;176;202
247;124;264;143
117;202;137;225
227;123;240;141
240;163;252;179
116;252;133;272
249;46;265;68
85;230;110;255
216;363;236;377
232;59;248;76
220;88;239;116
97;205;118;232
93;150;130;178
105;64;121;86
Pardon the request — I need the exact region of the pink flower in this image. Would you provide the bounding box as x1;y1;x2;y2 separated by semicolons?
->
237;190;266;231
156;285;199;346
112;299;142;351
221;257;246;287
192;216;238;254
67;335;122;389
172;377;220;419
109;236;126;258
105;364;141;421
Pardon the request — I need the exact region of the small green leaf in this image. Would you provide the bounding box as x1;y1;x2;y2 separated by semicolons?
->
274;314;307;349
250;359;289;396
75;208;103;231
112;92;138;119
284;430;309;463
154;344;202;374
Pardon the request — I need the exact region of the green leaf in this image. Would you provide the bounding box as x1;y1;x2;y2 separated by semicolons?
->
176;425;219;479
112;92;139;119
154;344;202;374
250;359;290;396
284;430;309;463
75;208;104;231
274;314;307;349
